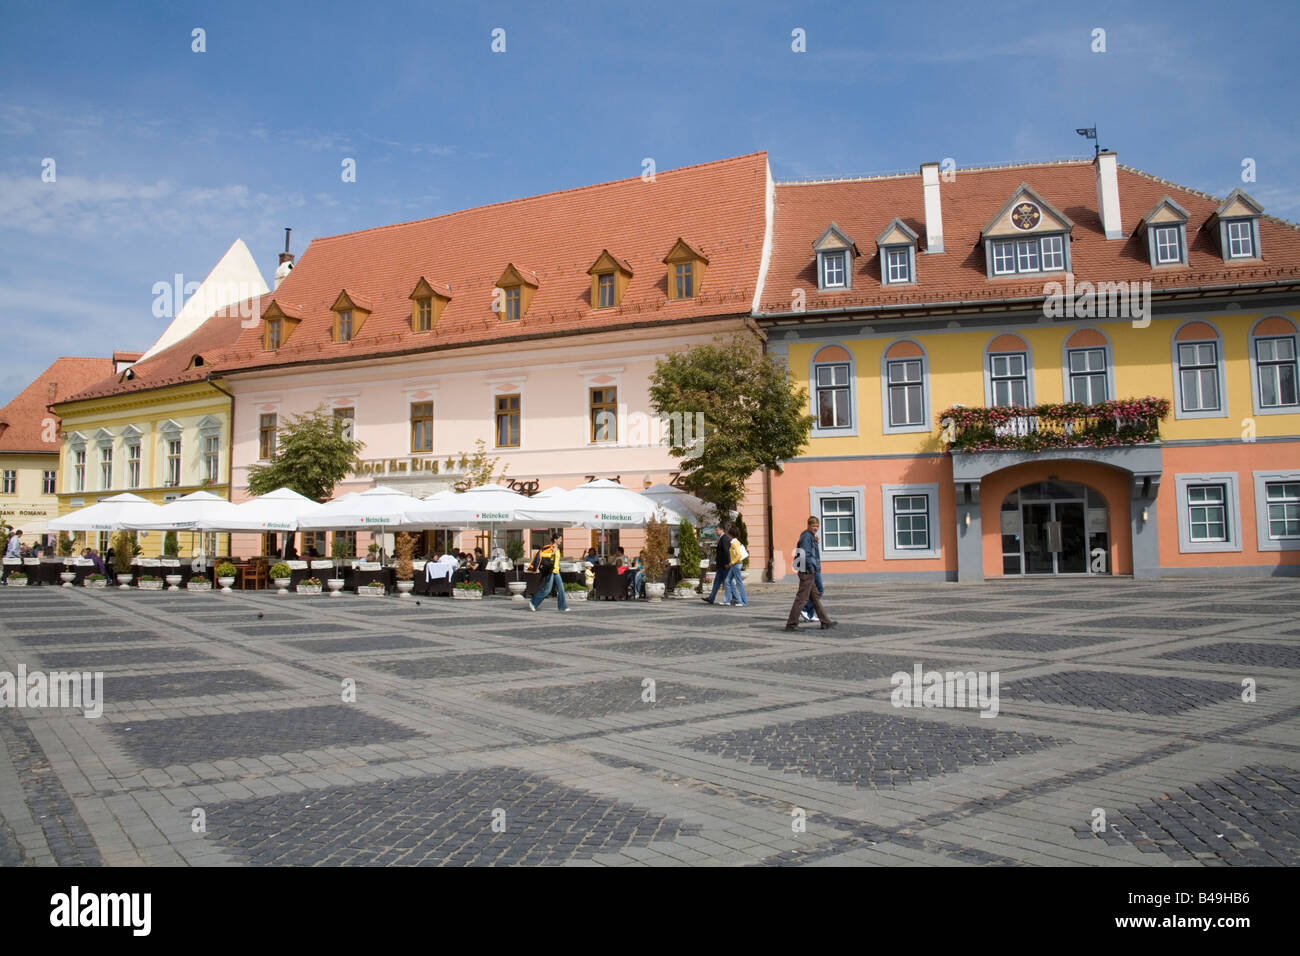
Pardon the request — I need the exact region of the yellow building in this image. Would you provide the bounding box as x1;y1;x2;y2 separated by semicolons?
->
50;312;247;557
0;356;122;549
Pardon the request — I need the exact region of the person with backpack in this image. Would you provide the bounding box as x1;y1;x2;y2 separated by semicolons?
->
725;524;749;607
527;532;569;612
700;523;732;605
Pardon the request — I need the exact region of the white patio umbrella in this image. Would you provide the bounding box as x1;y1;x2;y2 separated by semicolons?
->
517;479;668;532
403;483;533;528
48;493;167;532
131;490;241;530
297;485;426;531
641;483;713;525
206;487;324;532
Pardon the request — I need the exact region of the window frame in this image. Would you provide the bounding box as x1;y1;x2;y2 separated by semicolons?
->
596;273;616;309
989;351;1030;408
127;443;141;488
73;448;85;492
202;434;220;483
673;262;695;299
882;483;941;560
987;233;1068;276
589;387;617;443
821;251;847;289
494;394;521;448
807;485;865;562
1171;323;1227;420
42;470;56;495
410;402;434;453
258;414;278;461
1174;472;1242;554
1152;224;1184;265
1252;471;1300;551
266;318;281;350
415;298;433;331
1;470;15;495
333;407;356;442
1249;326;1299;416
881;246;914;285
1225;219;1256;259
814;362;853;431
880;343;930;435
99;444;113;491
1067;347;1109;405
336;309;353;342
165;438;182;488
503;287;521;321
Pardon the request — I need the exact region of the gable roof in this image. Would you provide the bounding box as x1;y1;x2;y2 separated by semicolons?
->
58;299;261;404
756;160;1300;315
0;357;117;454
217;153;767;375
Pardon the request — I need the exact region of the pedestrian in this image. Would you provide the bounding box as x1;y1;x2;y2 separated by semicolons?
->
527;532;569;612
700;523;731;605
786;516;835;630
726;524;749;607
4;528;21;559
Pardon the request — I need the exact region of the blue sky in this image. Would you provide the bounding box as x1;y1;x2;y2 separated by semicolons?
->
2;0;1298;406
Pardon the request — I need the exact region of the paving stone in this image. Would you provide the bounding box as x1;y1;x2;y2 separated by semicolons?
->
34;647;214;668
1078;615;1238;632
1155;642;1300;669
1003;670;1244;714
106;705;425;767
493;677;746;718
749;652;955;681
228;622;364;636
931;632;1125;652
366;653;555;679
286;635;439;654
12;629;160;645
104;669;289;701
599;637;763;657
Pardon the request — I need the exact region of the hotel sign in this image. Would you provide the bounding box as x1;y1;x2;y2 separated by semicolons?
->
352;457;452;478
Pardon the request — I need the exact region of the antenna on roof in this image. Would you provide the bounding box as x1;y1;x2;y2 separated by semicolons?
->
1075;125;1101;158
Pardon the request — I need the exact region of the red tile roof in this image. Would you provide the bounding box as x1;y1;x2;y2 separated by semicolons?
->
217;152;769;372
756;160;1300;315
60;303;260;404
0;357;117;454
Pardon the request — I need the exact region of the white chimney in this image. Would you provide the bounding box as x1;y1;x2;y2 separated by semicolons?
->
1095;151;1123;239
274;227;295;289
920;162;944;253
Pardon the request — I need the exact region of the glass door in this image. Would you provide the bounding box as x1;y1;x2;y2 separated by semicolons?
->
1056;501;1087;573
1022;503;1056;574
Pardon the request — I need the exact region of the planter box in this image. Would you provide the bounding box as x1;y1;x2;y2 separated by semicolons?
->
187;579;212;591
452;589;483;600
297;585;323;595
673;587;695;599
138;580;164;591
6;578;28;587
357;585;387;597
566;589;588;602
85;579;107;589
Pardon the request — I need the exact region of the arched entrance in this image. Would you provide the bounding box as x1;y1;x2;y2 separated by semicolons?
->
1000;480;1110;575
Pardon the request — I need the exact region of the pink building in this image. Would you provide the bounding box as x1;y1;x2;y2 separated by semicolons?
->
217;153;773;561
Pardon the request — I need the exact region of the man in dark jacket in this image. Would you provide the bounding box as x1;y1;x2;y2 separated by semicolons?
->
700;523;732;605
786;517;835;629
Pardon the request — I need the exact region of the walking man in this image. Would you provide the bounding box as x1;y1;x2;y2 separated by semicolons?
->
527;532;569;612
725;524;749;607
700;522;732;605
786;517;835;630
4;528;21;559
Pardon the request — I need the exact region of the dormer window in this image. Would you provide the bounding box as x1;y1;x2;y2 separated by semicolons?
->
1208;188;1264;263
495;264;538;321
663;239;708;301
981;186;1073;278
261;300;303;351
813;223;858;291
874;219;918;286
330;290;372;343
587;251;632;310
408;277;451;331
1139;196;1189;267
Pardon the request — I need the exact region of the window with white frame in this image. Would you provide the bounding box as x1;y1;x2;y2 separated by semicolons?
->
1187;484;1227;542
887;360;924;426
1256;336;1298;408
73;449;85;492
202;435;220;482
1227;220;1255;258
820;497;856;552
990;352;1029;406
815;363;852;429
42;470;55;495
333;407;355;442
821;251;846;288
1178;342;1221;412
893;495;930;550
885;248;912;284
166;439;181;487
1;470;14;494
1265;481;1300;540
99;445;113;490
127;444;140;488
1068;348;1107;405
1154;225;1182;264
990;235;1065;275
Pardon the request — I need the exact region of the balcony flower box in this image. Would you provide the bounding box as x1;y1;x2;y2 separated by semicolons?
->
938;397;1171;453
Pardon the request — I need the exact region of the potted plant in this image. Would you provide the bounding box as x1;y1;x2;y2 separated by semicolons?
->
677;520;701;592
643;512;669;601
138;573;164;591
215;561;238;594
6;571;28;587
330;535;352;596
394;532;415;597
58;533;74;558
563;581;589;602
187;574;212;591
112;531;134;588
161;531;183;589
298;576;323;595
452;580;484;600
269;561;293;595
85;572;107;589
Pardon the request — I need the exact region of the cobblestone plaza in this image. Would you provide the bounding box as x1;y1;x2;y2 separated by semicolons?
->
1;579;1297;867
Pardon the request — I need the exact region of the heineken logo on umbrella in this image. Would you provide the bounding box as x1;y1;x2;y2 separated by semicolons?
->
361;517;395;524
477;512;510;520
598;512;633;521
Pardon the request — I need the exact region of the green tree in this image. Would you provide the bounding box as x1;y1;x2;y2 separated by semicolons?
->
246;405;365;502
464;438;506;488
677;520;701;580
649;335;813;514
162;531;179;557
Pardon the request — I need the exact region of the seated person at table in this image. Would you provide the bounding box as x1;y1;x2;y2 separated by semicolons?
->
82;548;106;575
630;552;646;598
283;540;299;560
304;545;320;558
452;554;473;584
473;547;488;571
584;547;601;566
613;547;629;568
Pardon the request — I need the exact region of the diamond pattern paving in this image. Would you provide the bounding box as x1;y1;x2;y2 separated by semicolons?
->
104;669;289;701
750;651;954;681
205;767;702;866
686;711;1062;789
1155;641;1300;669
1077;765;1300;865
34;647;214;668
106;705;424;767
286;635;438;655
366;653;554;679
599;637;763;657
494;677;746;718
1003;670;1242;714
931;632;1125;652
